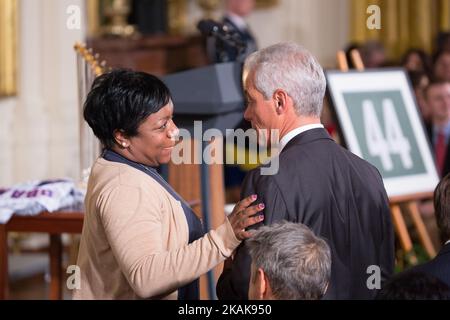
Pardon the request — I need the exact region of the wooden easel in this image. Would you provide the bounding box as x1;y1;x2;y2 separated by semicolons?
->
336;49;437;265
390;194;436;264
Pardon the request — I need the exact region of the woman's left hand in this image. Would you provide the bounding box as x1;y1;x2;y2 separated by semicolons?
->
227;194;265;240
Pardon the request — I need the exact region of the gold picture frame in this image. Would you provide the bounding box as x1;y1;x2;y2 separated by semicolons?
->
255;0;279;9
0;0;18;97
87;0;187;36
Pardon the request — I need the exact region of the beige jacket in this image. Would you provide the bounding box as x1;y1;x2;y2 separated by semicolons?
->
73;158;240;300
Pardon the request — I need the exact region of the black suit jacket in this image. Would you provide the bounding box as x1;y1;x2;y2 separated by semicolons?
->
425;124;450;178
210;16;257;63
410;243;450;288
216;128;395;299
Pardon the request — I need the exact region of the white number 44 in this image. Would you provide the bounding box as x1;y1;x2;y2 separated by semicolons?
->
363;99;413;171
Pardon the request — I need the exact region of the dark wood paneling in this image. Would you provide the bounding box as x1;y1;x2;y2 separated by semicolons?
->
87;34;209;76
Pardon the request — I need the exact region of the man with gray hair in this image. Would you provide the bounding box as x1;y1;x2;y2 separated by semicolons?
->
217;42;394;299
247;221;331;300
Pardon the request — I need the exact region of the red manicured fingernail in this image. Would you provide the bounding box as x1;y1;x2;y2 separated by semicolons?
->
259;215;264;220
259;203;265;209
252;194;257;200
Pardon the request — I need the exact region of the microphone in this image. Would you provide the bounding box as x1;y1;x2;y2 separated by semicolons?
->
197;19;247;51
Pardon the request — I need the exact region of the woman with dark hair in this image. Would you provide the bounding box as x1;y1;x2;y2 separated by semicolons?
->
432;50;450;82
73;70;264;299
401;48;432;75
407;70;431;125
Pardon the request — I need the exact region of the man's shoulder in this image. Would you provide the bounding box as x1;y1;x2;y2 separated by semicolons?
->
245;131;384;181
410;244;450;272
244;163;276;184
408;258;450;287
283;135;379;171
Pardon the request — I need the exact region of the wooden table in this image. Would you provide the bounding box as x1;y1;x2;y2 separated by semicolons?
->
0;211;84;300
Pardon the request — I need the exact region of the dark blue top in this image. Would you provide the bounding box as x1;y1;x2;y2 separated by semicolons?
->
102;149;204;300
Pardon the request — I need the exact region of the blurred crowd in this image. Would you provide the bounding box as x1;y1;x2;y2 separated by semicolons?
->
324;32;450;181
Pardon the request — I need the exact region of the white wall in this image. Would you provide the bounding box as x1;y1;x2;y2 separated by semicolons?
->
187;0;350;67
0;97;16;185
0;0;85;187
247;0;350;67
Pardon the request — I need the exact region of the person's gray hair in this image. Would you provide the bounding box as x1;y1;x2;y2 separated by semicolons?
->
244;42;326;117
246;221;331;300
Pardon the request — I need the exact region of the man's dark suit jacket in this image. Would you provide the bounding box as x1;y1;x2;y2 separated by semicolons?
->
410;243;450;288
217;128;395;299
425;124;450;178
211;16;257;63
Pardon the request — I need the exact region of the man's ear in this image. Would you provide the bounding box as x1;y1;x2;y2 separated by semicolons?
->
323;282;329;297
273;89;289;115
257;268;268;300
113;129;131;148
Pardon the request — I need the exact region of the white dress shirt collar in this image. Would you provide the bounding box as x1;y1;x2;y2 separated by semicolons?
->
279;124;324;152
446;240;450;246
225;12;248;32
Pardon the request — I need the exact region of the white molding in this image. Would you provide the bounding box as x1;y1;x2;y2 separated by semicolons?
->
0;98;16;186
0;0;86;186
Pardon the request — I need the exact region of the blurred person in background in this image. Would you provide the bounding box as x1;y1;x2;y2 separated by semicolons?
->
425;81;450;178
408;70;431;126
402;48;432;75
360;40;387;68
433;50;450;82
208;0;258;63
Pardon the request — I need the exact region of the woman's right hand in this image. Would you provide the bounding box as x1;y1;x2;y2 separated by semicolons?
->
227;194;265;241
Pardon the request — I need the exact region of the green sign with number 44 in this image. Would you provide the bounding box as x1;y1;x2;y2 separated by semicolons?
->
326;70;439;198
343;91;426;178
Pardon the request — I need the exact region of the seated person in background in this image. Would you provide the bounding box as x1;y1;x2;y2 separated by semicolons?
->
409;173;450;288
408;70;431;126
360;40;387;68
433;50;450;82
247;221;331;300
376;271;449;300
402;48;432;75
424;81;450;178
73;70;265;300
